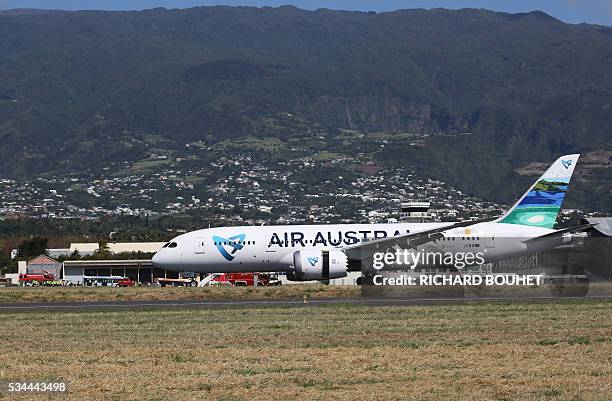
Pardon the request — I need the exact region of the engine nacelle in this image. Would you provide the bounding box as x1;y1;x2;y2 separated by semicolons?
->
287;250;348;281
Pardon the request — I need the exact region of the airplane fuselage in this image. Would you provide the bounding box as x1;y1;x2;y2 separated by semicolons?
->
152;222;557;273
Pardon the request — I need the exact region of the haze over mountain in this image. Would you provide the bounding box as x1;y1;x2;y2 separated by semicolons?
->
0;6;610;210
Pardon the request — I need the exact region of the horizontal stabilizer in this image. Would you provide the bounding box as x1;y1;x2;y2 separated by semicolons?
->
522;223;596;244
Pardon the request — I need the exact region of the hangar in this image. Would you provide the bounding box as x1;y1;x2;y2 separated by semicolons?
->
24;255;62;278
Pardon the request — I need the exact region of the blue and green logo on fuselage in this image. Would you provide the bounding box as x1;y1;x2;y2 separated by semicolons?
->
213;234;246;261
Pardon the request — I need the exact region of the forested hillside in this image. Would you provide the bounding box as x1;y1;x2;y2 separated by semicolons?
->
0;6;610;209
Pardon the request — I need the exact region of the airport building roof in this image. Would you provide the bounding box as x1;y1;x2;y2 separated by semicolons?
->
63;259;153;267
28;254;60;265
69;242;166;254
69;243;98;253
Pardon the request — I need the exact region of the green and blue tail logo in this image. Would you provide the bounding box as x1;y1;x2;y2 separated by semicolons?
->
498;154;579;229
213;234;246;261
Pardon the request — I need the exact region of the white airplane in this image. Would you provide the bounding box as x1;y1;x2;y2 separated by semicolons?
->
152;154;593;281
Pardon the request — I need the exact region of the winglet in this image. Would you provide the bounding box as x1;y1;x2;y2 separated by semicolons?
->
497;154;580;229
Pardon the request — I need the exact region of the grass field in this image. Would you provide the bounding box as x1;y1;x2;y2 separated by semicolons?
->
212;136;285;152
1;299;611;400
2;283;609;304
0;285;358;304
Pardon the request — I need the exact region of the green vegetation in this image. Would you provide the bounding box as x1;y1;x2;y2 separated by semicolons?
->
17;236;48;259
213;136;286;152
0;285;358;303
313;151;343;161
0;299;610;400
130;158;173;172
0;216;183;239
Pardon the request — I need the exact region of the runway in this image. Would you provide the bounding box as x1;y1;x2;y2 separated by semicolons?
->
1;294;611;311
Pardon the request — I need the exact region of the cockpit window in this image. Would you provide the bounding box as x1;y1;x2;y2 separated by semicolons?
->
162;243;171;248
168;242;178;248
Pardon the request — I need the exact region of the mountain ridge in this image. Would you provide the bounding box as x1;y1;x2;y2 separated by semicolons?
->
0;6;610;210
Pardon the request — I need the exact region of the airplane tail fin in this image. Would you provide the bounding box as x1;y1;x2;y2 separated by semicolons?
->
496;154;580;229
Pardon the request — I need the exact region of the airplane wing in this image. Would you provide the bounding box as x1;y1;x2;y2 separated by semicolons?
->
342;218;493;260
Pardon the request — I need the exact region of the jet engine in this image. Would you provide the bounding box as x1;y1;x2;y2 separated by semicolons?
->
287;250;348;281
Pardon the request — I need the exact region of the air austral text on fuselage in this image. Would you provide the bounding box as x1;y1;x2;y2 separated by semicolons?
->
239;223;448;250
267;226;417;248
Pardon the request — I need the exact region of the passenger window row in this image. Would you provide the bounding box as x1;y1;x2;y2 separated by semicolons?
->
440;237;480;241
213;241;255;246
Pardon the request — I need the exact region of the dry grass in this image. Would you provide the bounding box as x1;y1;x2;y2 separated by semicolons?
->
2;283;609;305
0;285;359;304
0;300;611;400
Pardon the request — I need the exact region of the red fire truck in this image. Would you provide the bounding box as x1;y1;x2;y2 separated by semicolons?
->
19;272;55;286
209;273;281;287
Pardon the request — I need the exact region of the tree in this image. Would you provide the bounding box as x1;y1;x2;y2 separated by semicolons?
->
17;236;48;259
94;240;112;259
0;253;18;274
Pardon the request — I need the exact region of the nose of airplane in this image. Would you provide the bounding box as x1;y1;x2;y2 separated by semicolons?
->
152;248;181;271
151;251;164;269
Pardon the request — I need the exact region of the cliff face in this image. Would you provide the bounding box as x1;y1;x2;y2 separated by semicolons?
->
295;95;435;133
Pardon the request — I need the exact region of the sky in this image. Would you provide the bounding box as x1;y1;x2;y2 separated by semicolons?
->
1;0;611;27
